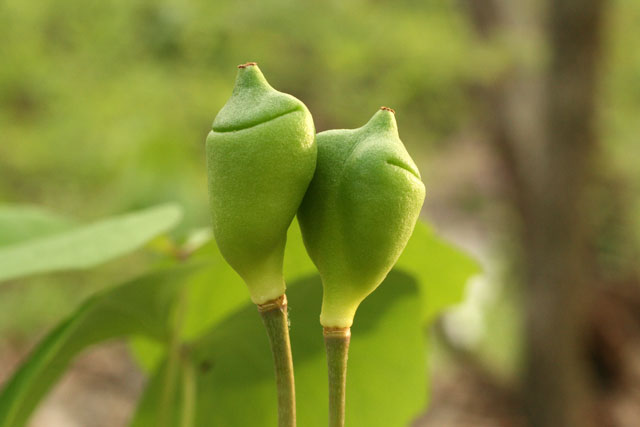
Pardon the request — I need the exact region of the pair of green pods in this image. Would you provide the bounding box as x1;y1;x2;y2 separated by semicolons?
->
206;63;425;328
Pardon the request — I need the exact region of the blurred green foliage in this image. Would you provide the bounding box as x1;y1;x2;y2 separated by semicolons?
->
0;267;195;426
1;0;638;242
0;0;639;422
0;205;73;246
133;273;427;427
0;0;473;226
0;0;477;339
0;207;479;426
0;203;180;281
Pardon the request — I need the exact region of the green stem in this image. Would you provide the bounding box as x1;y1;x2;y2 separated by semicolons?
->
180;354;196;427
324;327;351;427
258;294;296;427
159;284;189;427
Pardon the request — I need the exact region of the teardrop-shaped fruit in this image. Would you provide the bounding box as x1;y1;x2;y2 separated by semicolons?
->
206;63;317;304
298;107;425;327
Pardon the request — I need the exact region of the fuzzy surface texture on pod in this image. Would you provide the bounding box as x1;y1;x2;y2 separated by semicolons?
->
298;108;425;327
206;63;317;304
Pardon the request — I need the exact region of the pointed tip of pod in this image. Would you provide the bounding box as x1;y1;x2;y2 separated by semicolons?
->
362;106;398;135
234;62;271;91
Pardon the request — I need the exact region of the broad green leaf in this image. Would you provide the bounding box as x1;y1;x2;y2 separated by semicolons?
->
145;217;477;345
0;266;198;427
284;219;480;323
176;237;261;342
130;219;479;426
179;219;313;342
396;221;481;322
181;227;214;256
132;271;427;427
282;219;316;280
128;220;311;374
0;203;183;283
131;218;478;374
128;336;167;373
0;205;73;247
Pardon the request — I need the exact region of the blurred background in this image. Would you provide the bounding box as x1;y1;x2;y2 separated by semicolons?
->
1;0;639;425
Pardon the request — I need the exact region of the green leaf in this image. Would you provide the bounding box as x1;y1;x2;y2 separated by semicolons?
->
128;218;479;425
127;219;311;375
284;221;481;323
0;205;73;247
179;219;314;342
283;219;316;281
0;203;183;283
396;221;481;322
0;266;198;427
132;271;427;427
285;219;480;323
128;221;314;375
130;217;477;372
135;217;474;350
0;216;478;427
285;218;480;323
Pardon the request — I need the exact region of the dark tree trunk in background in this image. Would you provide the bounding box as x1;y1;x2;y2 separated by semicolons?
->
525;1;607;426
466;0;608;426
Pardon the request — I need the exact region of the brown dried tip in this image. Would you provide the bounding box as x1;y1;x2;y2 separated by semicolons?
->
380;106;396;114
238;62;258;69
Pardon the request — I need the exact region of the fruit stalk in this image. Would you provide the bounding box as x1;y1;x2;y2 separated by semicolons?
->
258;295;296;427
324;327;351;427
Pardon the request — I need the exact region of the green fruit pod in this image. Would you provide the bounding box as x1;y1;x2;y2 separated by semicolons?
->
206;63;317;304
298;107;425;327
